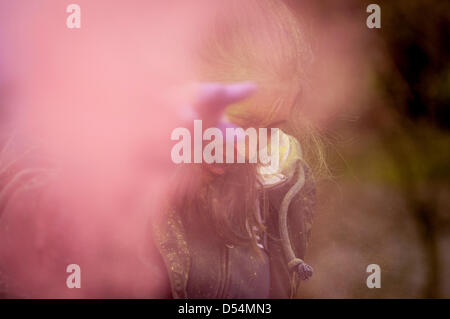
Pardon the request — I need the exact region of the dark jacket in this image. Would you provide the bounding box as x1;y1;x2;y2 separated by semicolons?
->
152;133;315;298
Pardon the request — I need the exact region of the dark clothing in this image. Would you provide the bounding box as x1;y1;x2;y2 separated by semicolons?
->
152;163;315;299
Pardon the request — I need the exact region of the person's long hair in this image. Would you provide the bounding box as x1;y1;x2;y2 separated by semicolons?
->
170;0;326;250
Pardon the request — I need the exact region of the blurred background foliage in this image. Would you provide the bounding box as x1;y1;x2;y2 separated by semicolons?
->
286;0;450;298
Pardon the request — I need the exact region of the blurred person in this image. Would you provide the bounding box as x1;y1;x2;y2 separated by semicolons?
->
152;0;319;298
0;0;320;299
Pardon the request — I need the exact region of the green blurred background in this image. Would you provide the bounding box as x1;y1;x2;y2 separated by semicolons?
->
285;0;450;298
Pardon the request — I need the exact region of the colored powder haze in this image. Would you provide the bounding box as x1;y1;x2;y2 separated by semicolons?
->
0;0;371;297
